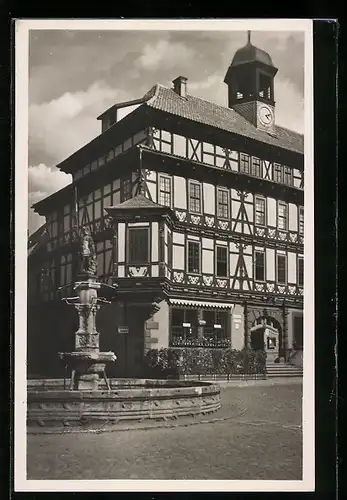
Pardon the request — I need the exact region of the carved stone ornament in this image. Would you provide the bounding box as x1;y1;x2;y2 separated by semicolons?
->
79;226;97;275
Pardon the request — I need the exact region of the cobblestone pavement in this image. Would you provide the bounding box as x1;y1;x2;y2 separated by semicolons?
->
27;382;302;480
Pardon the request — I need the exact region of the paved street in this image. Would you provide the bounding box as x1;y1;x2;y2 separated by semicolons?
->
27;382;302;480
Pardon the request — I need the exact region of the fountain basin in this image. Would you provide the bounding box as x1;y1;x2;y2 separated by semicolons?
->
27;379;221;428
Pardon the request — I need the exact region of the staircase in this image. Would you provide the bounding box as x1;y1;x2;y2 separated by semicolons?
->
266;361;303;378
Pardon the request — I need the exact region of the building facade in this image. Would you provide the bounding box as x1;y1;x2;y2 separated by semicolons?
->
28;36;304;377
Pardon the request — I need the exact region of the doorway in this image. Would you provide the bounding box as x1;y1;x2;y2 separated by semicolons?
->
250;319;281;363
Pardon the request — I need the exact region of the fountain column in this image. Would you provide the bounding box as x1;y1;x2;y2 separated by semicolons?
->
59;227;117;391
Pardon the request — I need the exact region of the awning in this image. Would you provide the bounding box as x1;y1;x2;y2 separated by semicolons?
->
168;298;234;310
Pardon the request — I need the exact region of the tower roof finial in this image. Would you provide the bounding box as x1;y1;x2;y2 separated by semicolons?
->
247;30;251;45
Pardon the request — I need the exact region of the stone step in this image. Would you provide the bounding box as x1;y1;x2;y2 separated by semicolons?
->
267;372;303;378
266;365;302;370
266;369;303;375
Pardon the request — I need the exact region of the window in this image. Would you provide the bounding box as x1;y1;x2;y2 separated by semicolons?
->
171;308;198;342
255;197;266;226
217;188;229;218
189;181;202;213
277;254;287;284
152;129;172;154
128;227;149;264
170;307;230;347
258;73;272;100
251;157;262;177
216;245;228;277
274;163;283;183
299;206;304;235
284;166;293;185
298;257;304;286
122;178;132;202
203;310;229;341
159;175;172;207
277;202;288;230
255;251;265;281
239;153;250;174
187;240;201;274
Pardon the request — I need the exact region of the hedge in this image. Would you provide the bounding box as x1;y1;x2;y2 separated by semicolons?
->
144;347;266;378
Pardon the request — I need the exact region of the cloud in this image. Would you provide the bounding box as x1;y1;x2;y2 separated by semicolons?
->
28;164;72;235
274;77;304;134
135;39;195;71
29;81;132;166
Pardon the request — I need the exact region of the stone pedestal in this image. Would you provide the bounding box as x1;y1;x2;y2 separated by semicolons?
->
59;274;117;391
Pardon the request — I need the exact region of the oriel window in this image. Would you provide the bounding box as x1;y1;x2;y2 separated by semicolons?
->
255;197;266;226
216;245;228;277
187;240;201;274
128;227;149;264
159;175;172;207
276;254;287;284
189;181;202;214
239;153;250;174
255;251;265;281
277;202;288;230
251;157;262;177
217;188;229;219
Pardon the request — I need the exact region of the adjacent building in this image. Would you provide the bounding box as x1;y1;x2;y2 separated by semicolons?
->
28;34;304;377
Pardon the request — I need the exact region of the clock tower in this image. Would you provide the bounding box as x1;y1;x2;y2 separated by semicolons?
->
224;31;278;134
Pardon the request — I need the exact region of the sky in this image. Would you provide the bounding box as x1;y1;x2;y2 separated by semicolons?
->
28;29;305;235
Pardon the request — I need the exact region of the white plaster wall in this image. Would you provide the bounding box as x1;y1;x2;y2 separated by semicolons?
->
173;176;187;209
287;251;296;284
202;249;214;274
289;204;298;231
266;248;275;281
267;198;277;227
151;222;158;262
147;182;157;203
173;245;185;270
118;223;125;262
203;183;215;215
173;231;185;245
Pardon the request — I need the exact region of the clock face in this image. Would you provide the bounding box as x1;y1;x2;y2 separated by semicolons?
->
258;105;274;127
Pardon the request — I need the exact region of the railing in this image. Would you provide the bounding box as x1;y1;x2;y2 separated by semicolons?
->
170;336;231;348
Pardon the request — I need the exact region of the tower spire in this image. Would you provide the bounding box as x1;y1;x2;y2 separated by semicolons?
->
247;30;251;45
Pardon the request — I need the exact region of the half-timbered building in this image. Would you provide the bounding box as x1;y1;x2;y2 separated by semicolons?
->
28;34;304;377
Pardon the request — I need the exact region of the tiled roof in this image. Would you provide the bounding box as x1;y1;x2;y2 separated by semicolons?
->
110;194;164;210
144;84;304;155
28;224;49;256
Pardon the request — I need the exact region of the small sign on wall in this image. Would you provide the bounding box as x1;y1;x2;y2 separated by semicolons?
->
117;326;129;334
145;321;159;330
148;337;158;344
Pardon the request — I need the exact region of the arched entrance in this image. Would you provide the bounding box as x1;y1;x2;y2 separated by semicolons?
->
250;316;283;363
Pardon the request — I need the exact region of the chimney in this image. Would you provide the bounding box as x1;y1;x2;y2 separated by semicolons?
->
172;76;188;98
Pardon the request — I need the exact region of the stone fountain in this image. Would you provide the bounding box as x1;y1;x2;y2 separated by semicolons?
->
58;226;117;391
27;226;221;430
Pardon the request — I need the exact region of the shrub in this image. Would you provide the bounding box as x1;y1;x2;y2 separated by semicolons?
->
144;347;266;378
